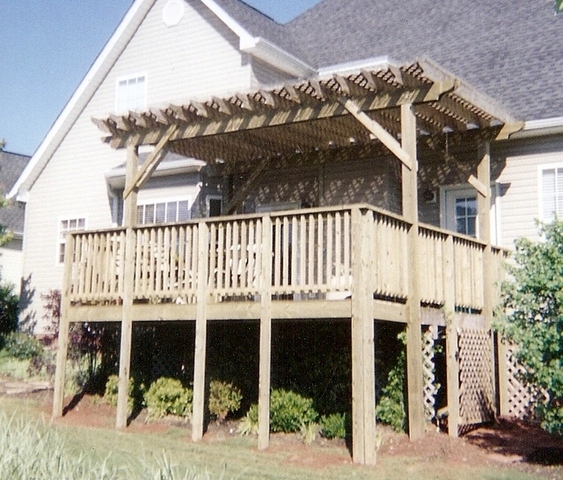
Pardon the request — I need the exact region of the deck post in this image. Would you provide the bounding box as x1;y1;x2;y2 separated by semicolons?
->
116;145;138;430
52;234;75;418
444;234;460;436
192;221;209;442
350;207;376;465
401;103;425;440
476;141;498;411
258;215;273;450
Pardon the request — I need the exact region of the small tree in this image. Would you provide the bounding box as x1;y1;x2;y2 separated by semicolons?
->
496;220;563;436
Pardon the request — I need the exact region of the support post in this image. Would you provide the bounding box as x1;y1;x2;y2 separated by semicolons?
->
116;145;138;430
52;233;75;418
258;215;273;450
477;141;493;325
192;221;209;442
444;234;460;436
401;103;425;440
350;207;376;465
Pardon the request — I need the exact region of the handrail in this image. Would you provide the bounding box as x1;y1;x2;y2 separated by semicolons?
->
64;204;507;311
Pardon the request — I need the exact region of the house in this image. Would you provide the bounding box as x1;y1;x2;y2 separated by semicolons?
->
9;0;563;465
0;150;30;291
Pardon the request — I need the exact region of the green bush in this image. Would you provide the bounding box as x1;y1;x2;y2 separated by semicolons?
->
0;281;19;335
238;390;318;436
495;220;563;436
208;379;242;423
376;334;406;433
144;377;193;421
1;331;44;360
270;388;318;433
237;404;259;436
103;374;136;411
319;412;347;439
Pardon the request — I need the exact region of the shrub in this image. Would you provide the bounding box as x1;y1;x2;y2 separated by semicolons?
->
103;374;136;412
319;412;347;439
270;388;318;433
237;404;259;436
144;377;193;421
376;334;407;433
0;281;19;335
208;379;242;423
495;220;563;436
1;331;44;360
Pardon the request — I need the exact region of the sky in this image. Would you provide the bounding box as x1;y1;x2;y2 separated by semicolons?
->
0;0;320;157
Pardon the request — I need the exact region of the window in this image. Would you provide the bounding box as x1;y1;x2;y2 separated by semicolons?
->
540;166;563;222
59;217;86;263
454;196;477;236
137;199;190;225
206;195;223;217
116;75;146;114
443;186;497;240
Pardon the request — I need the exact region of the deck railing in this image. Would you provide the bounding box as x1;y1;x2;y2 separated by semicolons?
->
64;204;505;311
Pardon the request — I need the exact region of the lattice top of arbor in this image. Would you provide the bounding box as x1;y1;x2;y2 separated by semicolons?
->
93;60;516;173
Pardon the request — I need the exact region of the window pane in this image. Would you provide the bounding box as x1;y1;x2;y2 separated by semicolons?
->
178;201;190;221
166;202;178;222
144;204;155;224
155;203;166;223
137;205;144;225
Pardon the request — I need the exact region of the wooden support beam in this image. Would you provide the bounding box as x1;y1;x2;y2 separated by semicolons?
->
192;222;210;442
258;216;273;450
444;234;460;437
468;174;489;199
225;156;271;214
123;127;177;199
116;145;139;430
350;207;377;465
401;103;425;441
52;233;75;418
339;97;414;170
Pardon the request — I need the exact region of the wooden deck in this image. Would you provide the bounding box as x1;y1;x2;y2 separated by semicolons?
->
62;203;505;324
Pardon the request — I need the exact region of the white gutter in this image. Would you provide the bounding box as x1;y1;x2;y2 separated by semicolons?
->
318;56;394;77
507;116;563;140
8;0;153;201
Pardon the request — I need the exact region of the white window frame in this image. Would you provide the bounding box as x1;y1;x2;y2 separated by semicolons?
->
440;184;499;243
538;162;563;223
136;196;192;225
115;73;147;114
58;216;87;264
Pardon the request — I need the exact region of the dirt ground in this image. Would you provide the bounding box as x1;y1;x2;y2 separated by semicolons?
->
3;383;563;479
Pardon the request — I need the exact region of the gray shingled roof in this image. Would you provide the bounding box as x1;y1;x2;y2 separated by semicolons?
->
221;0;563;122
0;151;30;234
212;0;312;62
286;0;563;121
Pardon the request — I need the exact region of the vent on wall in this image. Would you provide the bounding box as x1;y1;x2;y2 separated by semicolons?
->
162;0;185;27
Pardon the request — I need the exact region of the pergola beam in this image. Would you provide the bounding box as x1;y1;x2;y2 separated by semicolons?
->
339;97;414;170
123;126;177;199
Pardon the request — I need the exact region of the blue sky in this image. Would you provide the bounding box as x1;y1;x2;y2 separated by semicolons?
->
0;0;320;156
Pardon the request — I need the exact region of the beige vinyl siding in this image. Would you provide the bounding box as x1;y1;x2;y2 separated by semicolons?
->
21;0;261;331
496;144;563;248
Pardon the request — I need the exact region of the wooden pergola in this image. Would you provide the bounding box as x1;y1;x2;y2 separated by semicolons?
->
53;60;516;465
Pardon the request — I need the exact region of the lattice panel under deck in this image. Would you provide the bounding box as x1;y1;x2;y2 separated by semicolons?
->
422;325;439;422
504;344;546;420
458;328;495;426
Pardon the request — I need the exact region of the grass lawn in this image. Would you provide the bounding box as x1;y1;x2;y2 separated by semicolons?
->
0;394;557;480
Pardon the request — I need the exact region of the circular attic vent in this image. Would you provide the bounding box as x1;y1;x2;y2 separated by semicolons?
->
162;0;185;27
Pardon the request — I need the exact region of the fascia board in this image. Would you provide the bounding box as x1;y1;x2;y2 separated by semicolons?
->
200;0;314;77
9;0;156;201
